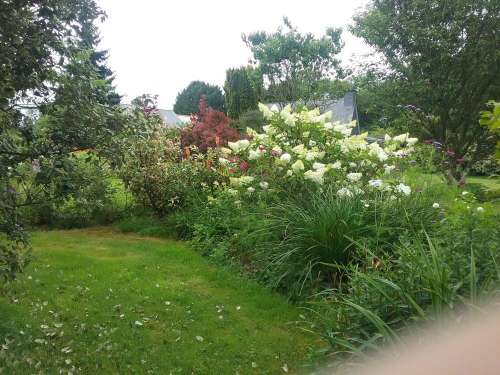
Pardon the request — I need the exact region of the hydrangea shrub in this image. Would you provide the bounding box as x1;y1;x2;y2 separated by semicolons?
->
217;103;417;198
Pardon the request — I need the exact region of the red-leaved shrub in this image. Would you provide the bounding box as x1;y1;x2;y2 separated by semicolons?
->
181;96;239;152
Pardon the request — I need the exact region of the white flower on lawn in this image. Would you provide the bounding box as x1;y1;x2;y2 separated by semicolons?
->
347;172;362;182
291;160;305;174
368;179;383;188
337;187;353;198
259;181;269;190
247;187;255;193
477;206;484;213
432;203;440;209
395;183;411;196
280;153;292;163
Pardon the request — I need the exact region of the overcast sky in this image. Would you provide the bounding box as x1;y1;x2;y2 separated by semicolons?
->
97;0;372;109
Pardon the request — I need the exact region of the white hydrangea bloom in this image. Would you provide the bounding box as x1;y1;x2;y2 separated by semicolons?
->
304;169;326;185
280;153;292;163
347;172;362;182
407;137;418;146
291;160;305;174
248;149;262;160
330;161;342;169
312;162;326;170
258;103;273;119
393;133;409;143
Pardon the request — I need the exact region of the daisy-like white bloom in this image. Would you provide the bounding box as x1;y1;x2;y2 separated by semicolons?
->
432;202;440;209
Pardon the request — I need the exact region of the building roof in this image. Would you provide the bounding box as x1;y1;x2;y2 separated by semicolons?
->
157;109;188;128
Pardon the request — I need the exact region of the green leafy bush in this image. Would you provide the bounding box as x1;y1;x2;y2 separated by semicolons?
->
311;207;500;358
18;153;123;229
254;186;439;298
119;130;223;217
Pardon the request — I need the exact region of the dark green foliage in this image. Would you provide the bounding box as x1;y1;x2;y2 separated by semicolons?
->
21;154;125;228
243;17;344;105
224;67;258;119
313;210;500;357
255;187;440;298
173;81;225;115
352;0;500;182
0;0;127;281
231;109;265;132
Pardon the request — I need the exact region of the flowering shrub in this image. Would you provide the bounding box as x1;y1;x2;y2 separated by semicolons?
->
120;130;222;216
217;103;417;199
181;97;239;152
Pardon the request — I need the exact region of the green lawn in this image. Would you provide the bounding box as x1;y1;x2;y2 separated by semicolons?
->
0;229;319;374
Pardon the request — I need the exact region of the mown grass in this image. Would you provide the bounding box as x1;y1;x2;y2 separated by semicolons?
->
0;228;319;374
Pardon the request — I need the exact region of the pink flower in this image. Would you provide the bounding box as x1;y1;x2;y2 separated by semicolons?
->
239;161;249;172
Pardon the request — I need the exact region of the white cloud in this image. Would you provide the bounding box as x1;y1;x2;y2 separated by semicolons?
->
97;0;372;108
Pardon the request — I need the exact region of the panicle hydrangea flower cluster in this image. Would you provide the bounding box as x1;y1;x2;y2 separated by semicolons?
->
216;103;416;199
